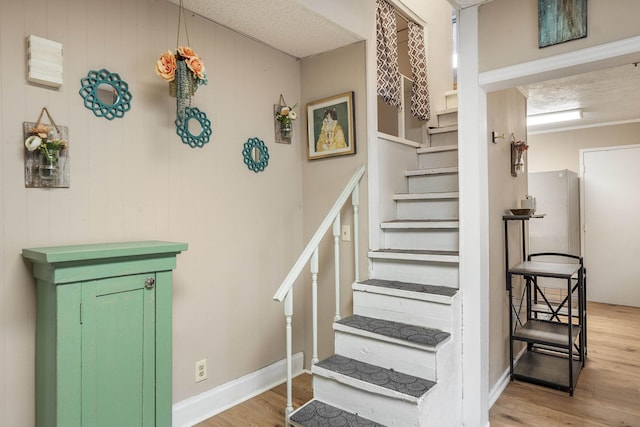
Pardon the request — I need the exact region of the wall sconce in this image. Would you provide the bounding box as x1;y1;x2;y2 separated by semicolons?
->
511;137;528;177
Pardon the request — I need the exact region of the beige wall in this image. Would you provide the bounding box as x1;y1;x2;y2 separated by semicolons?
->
528;122;640;173
478;0;640;72
0;0;309;423
487;88;528;390
300;42;369;365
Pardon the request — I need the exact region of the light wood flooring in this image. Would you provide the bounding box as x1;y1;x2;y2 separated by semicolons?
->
198;302;640;426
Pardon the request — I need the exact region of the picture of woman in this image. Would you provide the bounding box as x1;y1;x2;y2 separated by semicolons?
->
306;91;355;160
316;108;347;152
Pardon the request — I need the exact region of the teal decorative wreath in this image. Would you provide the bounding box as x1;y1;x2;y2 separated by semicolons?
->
175;107;212;148
242;137;269;173
79;69;132;120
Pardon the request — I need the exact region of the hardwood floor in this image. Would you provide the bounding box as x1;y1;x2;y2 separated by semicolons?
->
195;374;313;427
197;302;640;426
491;302;640;426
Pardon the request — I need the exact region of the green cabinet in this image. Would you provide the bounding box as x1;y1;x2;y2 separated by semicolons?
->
23;241;188;427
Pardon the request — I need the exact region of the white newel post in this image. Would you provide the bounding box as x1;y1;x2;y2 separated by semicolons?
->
311;248;319;365
333;216;341;321
284;289;293;419
352;186;360;282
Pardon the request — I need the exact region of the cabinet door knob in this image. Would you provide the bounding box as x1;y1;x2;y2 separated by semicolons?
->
145;277;156;289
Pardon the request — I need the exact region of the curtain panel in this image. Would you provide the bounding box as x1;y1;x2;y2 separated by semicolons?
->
376;0;401;108
408;21;430;121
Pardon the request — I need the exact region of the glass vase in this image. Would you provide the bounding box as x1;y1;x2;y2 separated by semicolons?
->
281;122;292;139
39;149;60;180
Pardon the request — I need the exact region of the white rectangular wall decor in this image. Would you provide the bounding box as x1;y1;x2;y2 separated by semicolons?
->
27;35;63;88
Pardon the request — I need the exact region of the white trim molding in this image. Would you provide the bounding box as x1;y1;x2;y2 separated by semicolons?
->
172;352;305;427
479;35;640;92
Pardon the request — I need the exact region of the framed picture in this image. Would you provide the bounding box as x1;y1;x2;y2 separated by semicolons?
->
538;0;587;48
307;92;355;160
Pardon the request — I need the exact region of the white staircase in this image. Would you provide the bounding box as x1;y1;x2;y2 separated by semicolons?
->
290;108;461;426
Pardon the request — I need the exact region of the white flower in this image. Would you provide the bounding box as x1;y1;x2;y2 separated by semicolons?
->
25;135;43;151
289;111;297;120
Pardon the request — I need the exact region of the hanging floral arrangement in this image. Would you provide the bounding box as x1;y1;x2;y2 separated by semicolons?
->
155;46;207;119
274;95;297;141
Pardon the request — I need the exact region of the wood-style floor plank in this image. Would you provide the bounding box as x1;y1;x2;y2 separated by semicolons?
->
198;302;640;426
491;302;640;427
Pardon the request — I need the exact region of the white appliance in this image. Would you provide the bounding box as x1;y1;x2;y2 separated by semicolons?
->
528;169;580;256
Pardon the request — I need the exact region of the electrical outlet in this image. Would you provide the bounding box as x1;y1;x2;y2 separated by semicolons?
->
195;359;207;383
341;225;351;241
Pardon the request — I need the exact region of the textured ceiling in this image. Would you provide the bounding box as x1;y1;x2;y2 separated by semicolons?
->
167;0;362;59
171;0;637;135
521;63;640;134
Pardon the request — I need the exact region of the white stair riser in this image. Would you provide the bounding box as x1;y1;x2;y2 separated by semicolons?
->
353;291;456;332
418;150;458;169
383;228;459;252
437;112;458;128
429;131;458;147
334;330;438;381
370;259;459;288
312;375;423;427
407;174;459;193
396;199;459;220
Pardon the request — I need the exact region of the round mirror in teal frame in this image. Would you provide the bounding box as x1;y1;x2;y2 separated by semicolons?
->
175;107;212;148
79;69;132;120
242;137;269;173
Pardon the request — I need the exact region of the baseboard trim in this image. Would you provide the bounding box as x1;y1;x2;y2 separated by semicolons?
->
488;347;525;408
172;352;305;427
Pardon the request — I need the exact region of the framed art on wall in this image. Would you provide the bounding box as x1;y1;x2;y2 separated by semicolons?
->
307;92;355;160
538;0;587;48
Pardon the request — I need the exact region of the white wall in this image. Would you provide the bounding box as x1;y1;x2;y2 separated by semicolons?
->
486;88;528;393
0;0;307;424
528;122;640;173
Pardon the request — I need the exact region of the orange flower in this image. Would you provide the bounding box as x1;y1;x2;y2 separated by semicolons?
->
155;50;177;82
186;56;206;80
177;46;198;60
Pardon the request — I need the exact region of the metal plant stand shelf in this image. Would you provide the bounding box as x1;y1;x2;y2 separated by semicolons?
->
504;215;586;395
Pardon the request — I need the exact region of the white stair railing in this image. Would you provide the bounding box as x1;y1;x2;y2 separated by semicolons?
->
273;164;365;420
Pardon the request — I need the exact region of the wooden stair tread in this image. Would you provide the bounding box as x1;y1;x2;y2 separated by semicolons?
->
380;219;459;229
405;167;458;177
428;125;458;135
313;355;436;400
336;314;450;347
417;144;458;154
368;249;459;263
289;399;385;427
393;191;459;200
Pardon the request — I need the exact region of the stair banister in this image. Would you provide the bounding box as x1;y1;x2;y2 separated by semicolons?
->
272;163;366;303
272;164;365;420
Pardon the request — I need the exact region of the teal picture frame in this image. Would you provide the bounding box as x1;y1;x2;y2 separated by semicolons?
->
79;69;132;120
242;137;269;173
175;107;212;148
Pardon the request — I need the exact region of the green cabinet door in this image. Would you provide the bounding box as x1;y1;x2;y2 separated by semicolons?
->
81;273;156;427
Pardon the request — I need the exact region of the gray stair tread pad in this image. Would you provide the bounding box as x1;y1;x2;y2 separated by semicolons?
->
360;279;458;297
290;400;384;426
316;355;435;398
337;314;450;346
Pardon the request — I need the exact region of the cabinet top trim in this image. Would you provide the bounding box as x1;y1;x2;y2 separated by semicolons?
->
22;241;188;264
